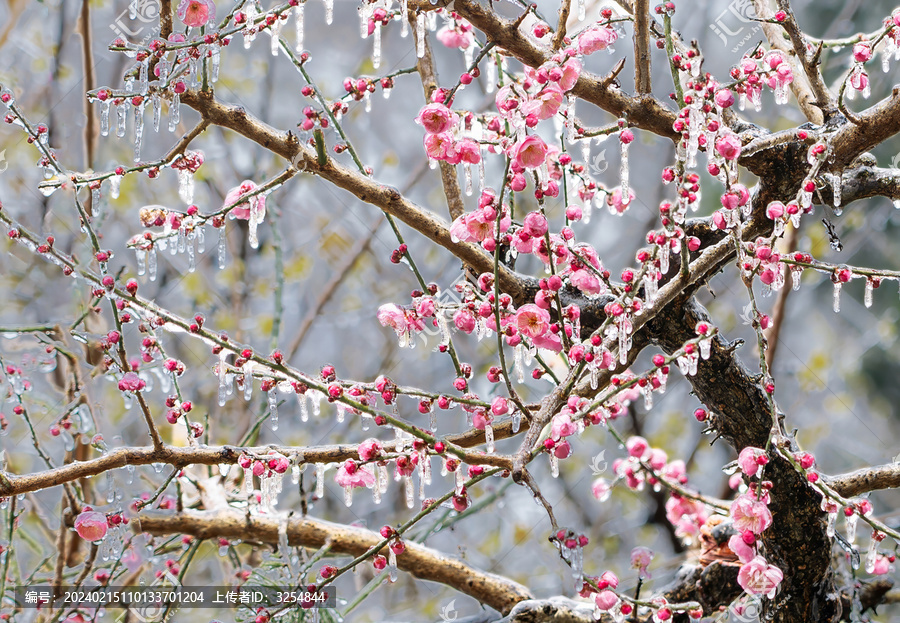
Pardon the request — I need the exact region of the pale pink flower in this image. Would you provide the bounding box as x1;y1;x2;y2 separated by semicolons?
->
728;534;755;564
554;440;571;459
377;304;409;333
594;590;619;611
357;439;382;461
453;308;477;334
626;436;649;460
456;138;481;164
570;269;603;295
872;554;892;575
731;493;773;534
648;448;667;471
515;304;551;338
558;58;581;92
665;496;708;538
591;478;611;501
715;132;742;161
512;135;549;169
738;446;766;477
532;331;562;352
335;462;375;488
522;211;548;237
737;556;783;598
415;298;436;318
853;42;872;62
74;510;108;542
551;413;577;439
631;546;654;579
578;26;617;55
224;180;266;221
436;24;473;49
424;132;457;161
415;103;456;135
118;372;146;392
715;89;735;108
491;396;509;416
607;187;635;214
178;0;215;27
521;84;564;121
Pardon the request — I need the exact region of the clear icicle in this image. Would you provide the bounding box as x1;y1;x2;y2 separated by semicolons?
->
865;279;874;308
148;247;158;281
464;163;473;196
295;5;305;52
388;549;398;582
292;464;301;484
92;185;101;211
846;511;859;544
373;25;382;69
404;475;415;508
315;463;325;498
268;389;279;430
133;101;145;162
106;471;116;503
100;100;110;136
378;463;389;494
187;235;196;272
299;393;309;422
217;350;228;406
178;170;195;204
486;56;496;93
865;537;879;573
211;46;220;82
242;363;254;401
270;17;284;56
364;90;372;113
514;343;525;383
416;13;426;58
197;225;205;253
699;338;711;360
153;95;161;132
566;97;576;143
401;0;408;37
549;453;559;478
832;172;842;211
344;485;353;506
168;93;180;132
110;175;121;199
620;137;629;204
136;249;146;276
791;267;802;291
116;101;127;138
455;468;465;494
217;225;227;269
325;0;333;24
485;424;494;453
833;281;842;313
577;0;585;20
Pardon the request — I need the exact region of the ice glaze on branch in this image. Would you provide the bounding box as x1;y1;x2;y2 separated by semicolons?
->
828;462;900;498
133;509;533;615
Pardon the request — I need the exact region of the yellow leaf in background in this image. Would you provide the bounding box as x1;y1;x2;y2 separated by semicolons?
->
258;315;274;336
178;271;213;306
319;230;351;266
284;254;312;281
798;350;828;391
513;523;531;544
382;151;399;167
213;309;238;333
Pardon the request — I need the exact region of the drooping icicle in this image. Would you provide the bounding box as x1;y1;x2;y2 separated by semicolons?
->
485;424;494;453
210;46;220;82
576;0;585;20
294;4;305;52
136;249;147;276
791;267;802;291
404;475;414;508
270;17;284;56
344;485;353;506
378;463;389;494
324;0;333;24
455;467;465;494
109;174;122;200
373;24;382;69
846;510;859;544
463;163;473;196
148;247;158;281
566;96;576;143
177;170;195;204
133;101;145;162
514;343;525;383
315;463;325;498
699;338;711;360
100;100;110;136
268;389;279;430
298;392;309;422
400;0;408;37
242;362;254;401
153;95;161;132
116;101;127;138
549;452;559;478
619;134;629;205
486;56;496;93
217;350;228;406
364;90;372;113
168;93;180;132
388;549;398;582
833;281;842;313
832;172;843;213
416;13;426;58
335;402;345;423
217;225;227;269
863;536;879;573
864;278;874;308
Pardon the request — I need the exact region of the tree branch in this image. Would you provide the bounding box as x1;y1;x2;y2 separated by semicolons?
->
828;462;900;498
133;509;533;615
633;0;651;95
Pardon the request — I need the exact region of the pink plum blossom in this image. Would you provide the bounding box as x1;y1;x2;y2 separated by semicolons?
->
631;546;654;579
436;22;474;49
335;461;375;488
728;534;756;563
453;308;477;334
74;510;108;542
737;556;783;598
512;135;549;169
521;84;564;121
515;304;551;338
177;0;215;27
608;187;635;214
592;478;611;501
594;590;619;611
715;132;742;161
578;27;617;55
118;372;146;392
558;58;581;91
224;180;266;221
416;103;456;135
731;492;773;534
551;413;577;439
357;439;382;461
738;446;767;477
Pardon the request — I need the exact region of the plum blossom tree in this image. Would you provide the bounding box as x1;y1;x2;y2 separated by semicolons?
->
2;0;900;622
